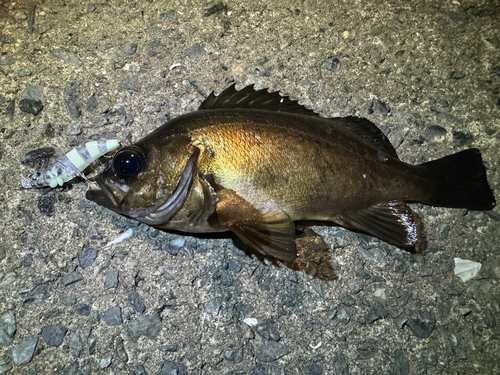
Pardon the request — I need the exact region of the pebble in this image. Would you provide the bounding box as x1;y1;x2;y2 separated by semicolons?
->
224;347;244;363
76;304;91;316
41;325;68;347
363;248;387;268
348;281;361;294
104;307;122;326
19;85;46;115
161;361;187;375
303;363;323;375
331;353;349;375
449;70;466;79
130;364;147;375
86;95;98;112
0;55;14;65
60;361;80;375
364;301;388;324
324;56;341;72
126;314;162;342
184;43;206;59
394;316;408;329
205;299;221;316
407;310;435;338
392;350;410;375
59;293;77;306
104;269;119;289
119;76;142;92
123;42;138;56
99;356;112;368
368;99;390;116
0;313;16;347
66;121;82;136
87;3;96;13
337;309;350;324
78;248;98;268
64;80;82;119
255;340;290;362
455;346;467;360
424;125;447;143
422;347;438;366
52;48;82;68
255;320;281;341
60;271;83;287
128;291;146;313
69;333;83;357
12;337;38;365
18;69;32;77
89;338;97;355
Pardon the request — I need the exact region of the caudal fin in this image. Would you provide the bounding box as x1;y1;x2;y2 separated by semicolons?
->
420;149;496;211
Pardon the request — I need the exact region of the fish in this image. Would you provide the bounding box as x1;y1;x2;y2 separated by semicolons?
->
86;84;496;261
22;140;120;188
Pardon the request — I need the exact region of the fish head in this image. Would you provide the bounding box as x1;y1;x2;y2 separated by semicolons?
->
86;135;198;224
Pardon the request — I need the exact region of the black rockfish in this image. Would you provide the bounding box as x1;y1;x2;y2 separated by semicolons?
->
87;84;496;260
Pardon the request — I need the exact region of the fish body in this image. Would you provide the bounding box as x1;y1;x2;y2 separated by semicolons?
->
87;85;496;260
22;140;120;188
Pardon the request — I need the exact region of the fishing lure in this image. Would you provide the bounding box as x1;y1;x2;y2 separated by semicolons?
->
22;139;120;188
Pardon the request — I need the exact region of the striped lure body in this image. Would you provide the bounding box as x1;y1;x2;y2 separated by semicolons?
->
22;140;120;188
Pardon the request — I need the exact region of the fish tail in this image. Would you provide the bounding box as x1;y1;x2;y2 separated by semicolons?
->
419;148;496;211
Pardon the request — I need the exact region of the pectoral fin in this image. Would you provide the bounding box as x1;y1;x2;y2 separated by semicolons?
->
215;189;297;261
337;201;427;253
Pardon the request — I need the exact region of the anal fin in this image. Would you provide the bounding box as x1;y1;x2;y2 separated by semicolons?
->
337;201;427;253
216;189;297;261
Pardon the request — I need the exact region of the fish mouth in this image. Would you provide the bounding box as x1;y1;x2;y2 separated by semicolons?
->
86;175;129;214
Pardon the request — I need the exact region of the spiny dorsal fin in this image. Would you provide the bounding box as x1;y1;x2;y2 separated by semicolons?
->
198;83;316;116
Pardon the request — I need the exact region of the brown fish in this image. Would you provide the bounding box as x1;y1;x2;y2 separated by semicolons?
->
87;84;496;261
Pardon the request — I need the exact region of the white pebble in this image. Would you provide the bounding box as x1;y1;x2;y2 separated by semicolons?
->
243;318;258;327
454;258;481;282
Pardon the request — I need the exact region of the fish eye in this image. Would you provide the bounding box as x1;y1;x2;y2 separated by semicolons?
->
113;148;146;179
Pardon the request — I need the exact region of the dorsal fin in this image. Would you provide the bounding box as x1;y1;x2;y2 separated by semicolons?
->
199;84;398;159
198;83;316;116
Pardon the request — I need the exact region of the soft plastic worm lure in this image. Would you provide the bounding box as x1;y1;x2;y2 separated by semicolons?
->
22;140;120;188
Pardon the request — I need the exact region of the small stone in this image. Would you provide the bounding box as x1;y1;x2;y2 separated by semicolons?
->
104;307;122;326
119;76;142;92
228;260;242;273
454;258;481;282
87;3;96;13
92;116;109;128
60;361;80;375
60;294;77;306
64;80;82;119
0;55;14;65
331;353;349;375
12;337;37;365
425;125;447;143
392;259;407;273
303;363;323;375
368;99;390;116
52;49;82;68
0;313;16;347
123;42;138;55
184;43;206;59
78;248;98;268
455;346;467;360
76;304;91;316
104;269;119;289
449;71;466;79
466;280;493;294
255;340;290;362
41;325;68;347
392;350;410;375
160;361;187;375
128;291;146;313
422;347;437;366
348;281;361;294
89;338;97;355
19;98;44;115
337;309;350;324
373;288;386;299
126;314;162;342
60;271;83;286
130;364;148;375
255;320;281;341
205;300;221;316
407;310;435;338
365;301;388;324
86;95;98;112
18;69;32;77
66;121;82;136
99;356;112;368
324;56;341;72
224;347;244;363
69;333;83;357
